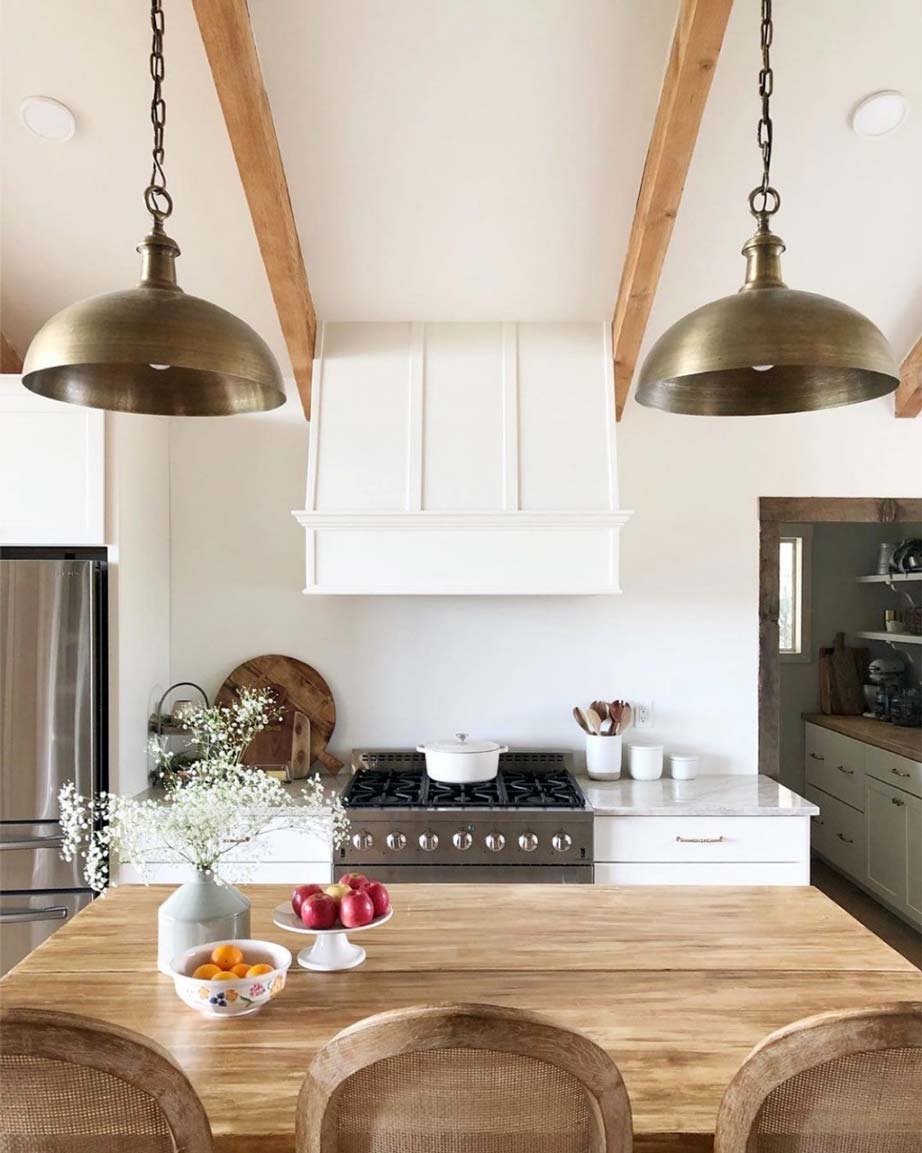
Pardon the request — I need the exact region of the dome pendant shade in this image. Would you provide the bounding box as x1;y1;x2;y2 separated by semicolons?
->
22;227;285;417
636;228;899;416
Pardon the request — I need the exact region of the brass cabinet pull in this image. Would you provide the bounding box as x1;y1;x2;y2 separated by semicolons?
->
890;767;911;779
809;753;824;761
835;832;854;844
676;835;725;844
836;765;854;775
891;797;905;808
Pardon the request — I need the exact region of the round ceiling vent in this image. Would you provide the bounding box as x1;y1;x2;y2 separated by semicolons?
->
19;96;77;142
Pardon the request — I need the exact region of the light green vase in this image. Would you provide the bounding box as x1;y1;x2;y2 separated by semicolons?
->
157;869;251;974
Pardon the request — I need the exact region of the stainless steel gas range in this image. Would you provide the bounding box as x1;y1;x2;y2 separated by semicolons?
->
335;749;592;883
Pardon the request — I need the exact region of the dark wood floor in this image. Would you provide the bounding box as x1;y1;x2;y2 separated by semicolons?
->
812;857;921;969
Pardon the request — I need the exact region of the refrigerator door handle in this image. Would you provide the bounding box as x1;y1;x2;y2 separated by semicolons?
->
0;834;65;851
0;905;69;924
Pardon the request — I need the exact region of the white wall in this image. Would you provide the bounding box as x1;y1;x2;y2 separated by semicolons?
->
168;379;922;777
106;414;171;795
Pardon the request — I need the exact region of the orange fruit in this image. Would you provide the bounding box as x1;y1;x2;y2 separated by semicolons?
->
212;971;238;981
246;963;273;977
192;963;221;980
210;943;244;970
230;963;251;978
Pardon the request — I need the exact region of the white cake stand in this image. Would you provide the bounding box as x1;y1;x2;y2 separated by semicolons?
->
271;903;393;971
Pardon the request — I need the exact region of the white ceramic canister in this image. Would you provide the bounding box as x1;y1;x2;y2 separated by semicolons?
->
585;734;622;780
667;753;699;780
628;743;664;781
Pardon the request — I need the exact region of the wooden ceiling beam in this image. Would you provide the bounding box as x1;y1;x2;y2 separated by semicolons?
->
192;0;316;419
1;333;23;374
895;336;922;418
611;0;734;421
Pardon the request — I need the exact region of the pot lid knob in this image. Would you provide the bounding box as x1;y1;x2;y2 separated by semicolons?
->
455;732;468;743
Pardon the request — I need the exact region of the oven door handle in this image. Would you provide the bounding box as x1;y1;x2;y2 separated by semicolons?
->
0;834;65;852
0;905;69;925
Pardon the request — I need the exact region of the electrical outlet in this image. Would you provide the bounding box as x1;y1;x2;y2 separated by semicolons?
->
634;700;653;729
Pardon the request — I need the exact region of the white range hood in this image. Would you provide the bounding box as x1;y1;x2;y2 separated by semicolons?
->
293;321;631;594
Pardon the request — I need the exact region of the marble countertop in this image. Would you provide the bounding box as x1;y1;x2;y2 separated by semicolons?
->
578;774;818;817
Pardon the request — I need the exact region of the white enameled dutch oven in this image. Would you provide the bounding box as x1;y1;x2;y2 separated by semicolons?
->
417;733;509;784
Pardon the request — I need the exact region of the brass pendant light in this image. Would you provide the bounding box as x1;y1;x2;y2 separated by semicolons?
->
22;0;285;417
636;0;899;416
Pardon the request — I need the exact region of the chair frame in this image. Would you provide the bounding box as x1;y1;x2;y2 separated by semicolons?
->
0;1006;213;1153
297;1002;633;1153
714;1001;922;1153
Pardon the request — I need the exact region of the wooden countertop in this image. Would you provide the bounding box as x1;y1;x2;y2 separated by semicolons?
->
2;884;919;1153
803;713;922;761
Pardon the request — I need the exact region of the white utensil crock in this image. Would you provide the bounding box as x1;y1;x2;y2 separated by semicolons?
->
585;734;622;780
667;754;699;780
417;733;508;784
628;743;663;781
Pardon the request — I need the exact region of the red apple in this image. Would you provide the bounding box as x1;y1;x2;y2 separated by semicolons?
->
300;892;338;930
364;880;390;918
340;872;369;890
291;884;324;915
339;889;375;928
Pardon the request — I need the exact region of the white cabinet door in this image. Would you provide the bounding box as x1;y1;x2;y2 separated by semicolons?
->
0;382;104;544
907;794;921;923
804;725;865;810
865;777;908;908
865;744;922;800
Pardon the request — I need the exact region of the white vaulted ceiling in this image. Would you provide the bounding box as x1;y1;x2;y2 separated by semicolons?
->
1;0;920;385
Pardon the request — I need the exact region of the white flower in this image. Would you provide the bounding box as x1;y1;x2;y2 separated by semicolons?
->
60;688;349;892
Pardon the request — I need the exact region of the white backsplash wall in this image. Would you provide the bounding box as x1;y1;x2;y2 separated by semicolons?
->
168;381;922;776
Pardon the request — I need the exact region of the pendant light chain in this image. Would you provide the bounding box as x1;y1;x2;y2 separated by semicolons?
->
748;0;780;224
145;0;172;223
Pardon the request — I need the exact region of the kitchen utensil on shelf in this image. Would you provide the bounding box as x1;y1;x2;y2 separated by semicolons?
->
216;654;344;774
272;903;393;971
585;708;604;735
573;707;591;734
168;938;291;1017
667;754;699;780
416;734;508;784
586;734;622;780
628;744;664;781
590;701;610;724
877;542;898;575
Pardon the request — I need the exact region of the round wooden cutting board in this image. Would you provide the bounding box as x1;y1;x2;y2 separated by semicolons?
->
215;654;344;774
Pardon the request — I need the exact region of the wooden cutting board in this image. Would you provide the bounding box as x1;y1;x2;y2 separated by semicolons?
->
215;654;344;774
818;632;869;716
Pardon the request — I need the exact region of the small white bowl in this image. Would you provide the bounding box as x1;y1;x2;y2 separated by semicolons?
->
168;938;291;1017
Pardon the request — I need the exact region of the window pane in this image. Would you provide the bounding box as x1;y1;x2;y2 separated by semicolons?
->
779;537;802;654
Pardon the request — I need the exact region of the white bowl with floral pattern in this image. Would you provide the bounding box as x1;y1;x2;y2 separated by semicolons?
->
168;938;292;1017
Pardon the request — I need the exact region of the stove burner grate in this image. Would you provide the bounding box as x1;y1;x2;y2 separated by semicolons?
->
342;759;585;811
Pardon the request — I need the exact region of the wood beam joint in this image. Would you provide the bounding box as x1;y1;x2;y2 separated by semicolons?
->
895;336;921;418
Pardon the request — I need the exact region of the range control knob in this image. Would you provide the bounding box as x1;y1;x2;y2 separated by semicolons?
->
485;831;506;853
452;830;473;851
351;831;373;851
518;832;539;853
551;832;573;854
419;830;439;852
386;831;407;852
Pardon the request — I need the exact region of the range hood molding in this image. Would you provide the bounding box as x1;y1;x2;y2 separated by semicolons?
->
294;322;632;595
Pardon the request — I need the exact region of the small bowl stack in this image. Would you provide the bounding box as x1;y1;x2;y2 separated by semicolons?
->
168;938;291;1017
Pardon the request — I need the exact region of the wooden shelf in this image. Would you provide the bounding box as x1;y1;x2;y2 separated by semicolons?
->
855;630;922;645
856;573;922;584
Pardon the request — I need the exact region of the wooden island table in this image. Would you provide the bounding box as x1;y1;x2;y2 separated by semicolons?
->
1;884;919;1152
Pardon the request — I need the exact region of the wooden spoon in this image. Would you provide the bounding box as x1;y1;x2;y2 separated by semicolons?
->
590;700;610;723
572;706;591;734
585;708;603;735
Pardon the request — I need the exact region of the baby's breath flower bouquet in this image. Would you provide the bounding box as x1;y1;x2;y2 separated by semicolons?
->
60;688;349;893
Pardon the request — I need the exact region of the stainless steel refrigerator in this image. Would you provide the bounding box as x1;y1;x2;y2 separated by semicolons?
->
0;549;107;975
